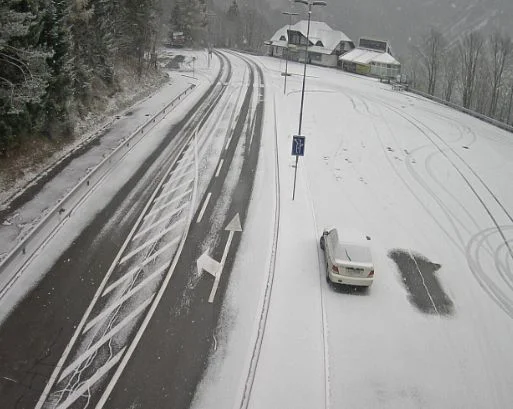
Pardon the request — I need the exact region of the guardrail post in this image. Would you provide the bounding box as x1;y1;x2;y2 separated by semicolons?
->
0;81;198;287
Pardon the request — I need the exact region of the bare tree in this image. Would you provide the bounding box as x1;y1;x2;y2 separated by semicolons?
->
442;52;459;102
418;28;446;96
406;44;422;90
487;30;512;118
459;31;484;109
474;60;491;114
507;82;513;125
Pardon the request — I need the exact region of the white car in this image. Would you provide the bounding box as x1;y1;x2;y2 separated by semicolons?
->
320;228;374;287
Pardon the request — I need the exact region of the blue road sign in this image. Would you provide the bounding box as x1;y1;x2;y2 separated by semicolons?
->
292;135;305;156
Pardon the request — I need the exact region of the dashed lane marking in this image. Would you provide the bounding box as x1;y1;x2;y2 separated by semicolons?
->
197;192;212;223
215;159;224;178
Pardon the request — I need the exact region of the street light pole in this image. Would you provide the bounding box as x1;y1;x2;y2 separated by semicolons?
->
292;0;327;200
206;12;216;68
282;10;298;95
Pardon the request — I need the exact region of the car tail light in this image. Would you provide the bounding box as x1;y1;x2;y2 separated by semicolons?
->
367;270;374;277
332;265;339;273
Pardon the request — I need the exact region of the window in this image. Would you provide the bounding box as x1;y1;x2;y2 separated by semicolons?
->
288;31;302;45
280;35;286;41
315;40;324;47
310;52;322;61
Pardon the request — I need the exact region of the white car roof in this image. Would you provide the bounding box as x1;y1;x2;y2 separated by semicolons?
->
328;228;373;266
335;242;372;265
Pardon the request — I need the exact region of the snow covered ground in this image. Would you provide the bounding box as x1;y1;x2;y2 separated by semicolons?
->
193;54;513;409
1;48;512;409
0;49;220;322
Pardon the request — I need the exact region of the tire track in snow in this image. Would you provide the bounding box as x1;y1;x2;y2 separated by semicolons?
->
376;100;513;319
234;55;279;409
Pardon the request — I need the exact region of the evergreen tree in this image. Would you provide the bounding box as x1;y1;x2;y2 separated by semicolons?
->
0;0;51;152
39;0;73;136
226;0;241;47
227;0;239;21
169;0;206;45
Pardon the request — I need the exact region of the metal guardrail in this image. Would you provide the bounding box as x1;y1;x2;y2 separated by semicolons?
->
0;83;196;299
409;88;513;134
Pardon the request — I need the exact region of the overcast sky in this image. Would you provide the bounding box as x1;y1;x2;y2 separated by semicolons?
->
261;0;513;56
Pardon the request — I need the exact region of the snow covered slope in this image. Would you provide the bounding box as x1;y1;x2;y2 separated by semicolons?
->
193;54;513;409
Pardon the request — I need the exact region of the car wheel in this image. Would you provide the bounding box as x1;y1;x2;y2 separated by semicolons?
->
320;235;325;250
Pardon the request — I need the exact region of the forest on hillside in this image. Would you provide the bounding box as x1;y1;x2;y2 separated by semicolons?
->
0;0;271;158
405;28;513;125
1;0;511;160
1;0;166;156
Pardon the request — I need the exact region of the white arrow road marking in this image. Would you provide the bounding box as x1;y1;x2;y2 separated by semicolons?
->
197;252;221;278
197;214;242;303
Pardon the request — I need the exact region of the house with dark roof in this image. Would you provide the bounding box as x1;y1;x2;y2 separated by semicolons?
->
266;21;354;68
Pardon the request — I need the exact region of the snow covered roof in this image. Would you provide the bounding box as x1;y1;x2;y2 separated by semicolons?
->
339;48;400;66
269;21;352;53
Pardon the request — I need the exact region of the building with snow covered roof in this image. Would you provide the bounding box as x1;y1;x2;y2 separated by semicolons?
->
339;38;401;79
266;21;355;68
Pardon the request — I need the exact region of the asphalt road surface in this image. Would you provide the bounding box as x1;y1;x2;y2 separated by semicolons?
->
0;51;264;409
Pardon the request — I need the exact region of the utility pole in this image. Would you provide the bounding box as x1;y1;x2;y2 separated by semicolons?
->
282;9;299;95
291;0;327;201
206;12;216;68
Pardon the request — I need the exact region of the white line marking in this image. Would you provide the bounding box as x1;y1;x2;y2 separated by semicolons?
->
207;214;242;303
103;257;173;297
175;148;194;166
144;200;187;223
215;159;224;178
34;121;194;409
197;192;212;223
160;167;194;191
159;178;194;198
157;181;193;204
409;249;439;315
54;348;126;409
168;163;194;179
120;221;184;265
209;231;233;303
225;132;233;151
84;267;165;333
135;200;190;238
94;129;200;409
58;299;151;382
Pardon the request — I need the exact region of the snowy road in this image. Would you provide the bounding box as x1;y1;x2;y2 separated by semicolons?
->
1;49;513;409
0;50;265;409
193;55;513;409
